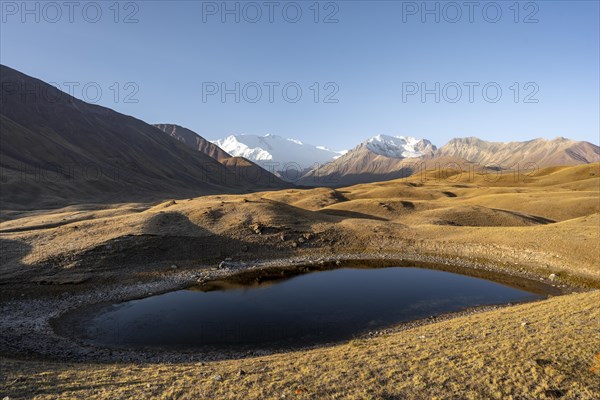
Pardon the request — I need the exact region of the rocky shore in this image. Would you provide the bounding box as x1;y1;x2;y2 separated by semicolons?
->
0;252;576;364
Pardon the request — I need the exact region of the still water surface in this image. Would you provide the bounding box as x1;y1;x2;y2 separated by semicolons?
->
83;267;541;350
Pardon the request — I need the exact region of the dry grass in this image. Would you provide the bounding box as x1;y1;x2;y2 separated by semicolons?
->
1;163;599;399
1;291;599;399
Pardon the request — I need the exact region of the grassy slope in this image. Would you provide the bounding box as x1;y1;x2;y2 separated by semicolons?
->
2;291;599;399
1;163;599;399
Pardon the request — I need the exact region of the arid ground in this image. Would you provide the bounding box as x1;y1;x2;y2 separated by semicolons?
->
1;163;599;399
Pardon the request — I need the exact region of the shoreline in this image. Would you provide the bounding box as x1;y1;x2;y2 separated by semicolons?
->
0;251;585;365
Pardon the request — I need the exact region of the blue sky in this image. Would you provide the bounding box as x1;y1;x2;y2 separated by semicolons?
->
1;0;598;150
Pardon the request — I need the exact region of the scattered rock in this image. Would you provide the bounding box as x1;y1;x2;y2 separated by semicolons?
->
238;369;246;376
225;257;233;261
521;322;528;327
544;389;566;398
218;261;227;269
302;233;314;240
170;264;178;270
280;233;287;242
549;273;557;281
297;237;306;244
292;242;298;248
250;223;263;235
31;274;90;285
212;374;223;382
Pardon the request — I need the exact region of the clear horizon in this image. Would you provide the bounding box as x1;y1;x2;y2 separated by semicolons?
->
1;1;599;148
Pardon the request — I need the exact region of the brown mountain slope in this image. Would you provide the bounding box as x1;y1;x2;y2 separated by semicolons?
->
154;124;231;162
154;124;291;189
0;65;287;210
433;137;600;168
297;144;420;187
299;136;599;187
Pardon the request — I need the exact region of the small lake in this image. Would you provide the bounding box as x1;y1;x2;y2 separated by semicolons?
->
81;266;544;350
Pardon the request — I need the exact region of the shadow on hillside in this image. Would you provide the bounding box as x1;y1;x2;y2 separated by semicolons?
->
317;209;389;221
0;211;295;286
491;208;556;225
69;211;293;274
0;238;38;284
301;167;415;188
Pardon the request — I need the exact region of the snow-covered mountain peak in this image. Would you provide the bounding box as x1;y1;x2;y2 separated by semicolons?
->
364;135;434;158
212;134;344;171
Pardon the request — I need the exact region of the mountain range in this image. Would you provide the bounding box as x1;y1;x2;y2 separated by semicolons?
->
212;134;345;181
205;131;599;187
1;64;598;209
298;136;599;187
154;124;288;188
298;135;437;186
0;65;288;209
434;137;600;168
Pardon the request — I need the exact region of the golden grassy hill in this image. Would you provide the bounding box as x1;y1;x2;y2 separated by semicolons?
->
1;163;598;284
0;163;599;399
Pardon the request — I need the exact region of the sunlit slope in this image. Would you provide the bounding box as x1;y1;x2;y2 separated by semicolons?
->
1;163;598;284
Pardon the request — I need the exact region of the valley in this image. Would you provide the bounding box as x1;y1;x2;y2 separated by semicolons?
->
1;157;599;398
2;0;600;396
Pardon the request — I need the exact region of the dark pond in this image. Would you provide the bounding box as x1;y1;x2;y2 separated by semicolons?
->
81;267;543;350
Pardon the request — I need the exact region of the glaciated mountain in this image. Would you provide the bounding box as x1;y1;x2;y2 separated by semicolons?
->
298;135;435;187
212;134;344;180
299;134;600;187
365;135;435;158
154;124;290;188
